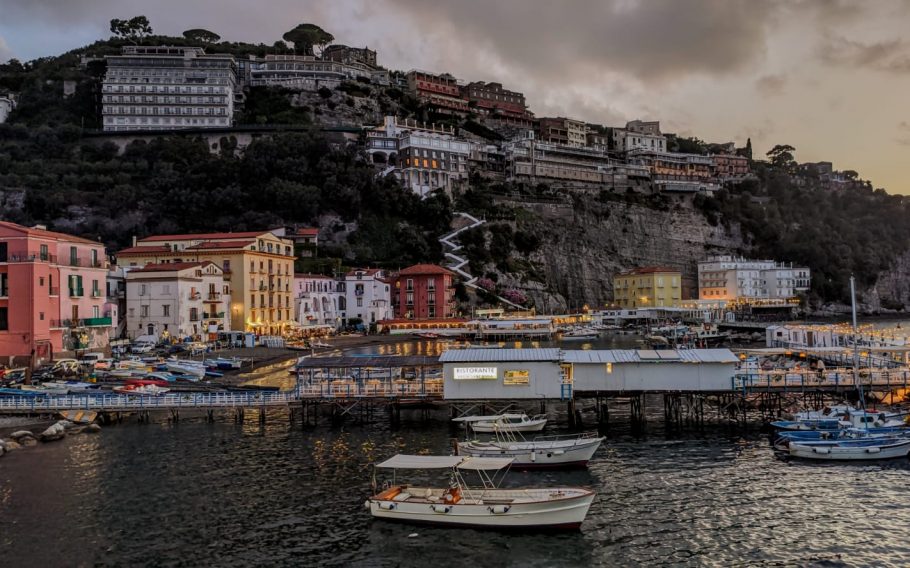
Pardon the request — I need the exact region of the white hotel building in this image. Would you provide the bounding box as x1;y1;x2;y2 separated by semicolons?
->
101;46;236;131
698;256;810;304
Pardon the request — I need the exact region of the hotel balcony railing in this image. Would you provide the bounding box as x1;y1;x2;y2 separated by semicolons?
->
91;288;102;297
49;287;59;296
206;312;225;319
51;317;112;328
83;316;112;327
69;287;84;297
206;292;222;301
4;253;58;263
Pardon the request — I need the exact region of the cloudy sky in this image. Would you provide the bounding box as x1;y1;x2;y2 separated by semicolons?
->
1;0;909;192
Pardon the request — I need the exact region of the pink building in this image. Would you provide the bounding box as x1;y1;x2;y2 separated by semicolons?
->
0;221;111;366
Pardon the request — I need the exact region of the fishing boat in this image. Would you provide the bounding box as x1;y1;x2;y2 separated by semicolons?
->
19;384;69;395
114;384;170;396
561;328;599;340
366;454;595;530
453;413;548;433
165;359;206;379
458;431;604;468
787;437;910;460
42;380;95;393
209;357;244;370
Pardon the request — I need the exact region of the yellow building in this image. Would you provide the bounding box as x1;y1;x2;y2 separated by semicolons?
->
117;230;296;334
612;267;682;309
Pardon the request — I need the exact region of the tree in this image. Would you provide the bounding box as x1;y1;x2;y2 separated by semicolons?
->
282;23;334;56
766;144;796;169
109;16;153;44
843;170;859;181
182;28;221;43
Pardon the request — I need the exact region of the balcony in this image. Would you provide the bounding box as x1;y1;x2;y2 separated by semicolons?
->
83;316;112;327
4;253;57;263
91;288;102;298
206;292;222;301
69;287;84;297
206;312;225;319
51;317;112;328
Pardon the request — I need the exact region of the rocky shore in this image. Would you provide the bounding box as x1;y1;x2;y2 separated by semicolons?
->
0;420;101;459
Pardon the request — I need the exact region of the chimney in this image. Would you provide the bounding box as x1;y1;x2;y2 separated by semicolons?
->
132;235;137;247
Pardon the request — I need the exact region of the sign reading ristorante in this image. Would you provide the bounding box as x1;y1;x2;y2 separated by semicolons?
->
453;366;498;380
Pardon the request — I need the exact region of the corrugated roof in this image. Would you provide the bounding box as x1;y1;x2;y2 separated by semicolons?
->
439;348;561;363
562;349;739;364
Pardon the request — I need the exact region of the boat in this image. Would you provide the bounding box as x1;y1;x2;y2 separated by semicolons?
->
417;332;440;339
458;431;605;469
561;328;599;340
19;384;70;395
165;359;206;379
209;357;244;370
57;410;98;424
366;454;595;530
42;381;95;393
452;413;548;433
787;437;910;460
113;384;170;396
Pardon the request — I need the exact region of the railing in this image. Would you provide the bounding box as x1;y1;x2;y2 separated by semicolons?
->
735;368;910;392
91;288;102;297
4;253;57;263
294;381;444;399
82;316;112;327
206;312;225;319
0;391;300;412
207;292;222;300
69;288;84;297
49;287;59;296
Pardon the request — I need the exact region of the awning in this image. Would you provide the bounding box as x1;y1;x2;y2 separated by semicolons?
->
457;457;514;471
376;455;462;469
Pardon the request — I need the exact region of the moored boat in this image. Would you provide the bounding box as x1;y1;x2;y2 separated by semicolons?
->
453;413;548;433
366;454;595;530
787;437;910;460
458;432;604;468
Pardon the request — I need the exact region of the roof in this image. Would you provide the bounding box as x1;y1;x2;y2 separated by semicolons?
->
295;273;335;280
139;230;270;242
375;455;514;470
295;228;319;236
439;348;561;363
562;349;739;364
127;261;214;274
0;221;100;246
346;268;383;277
396;264;455;276
117;245;173;255
294;355;440;369
617;266;679;276
185;240;255;250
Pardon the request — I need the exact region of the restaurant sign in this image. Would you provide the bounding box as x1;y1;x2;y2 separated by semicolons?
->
453;366;498;380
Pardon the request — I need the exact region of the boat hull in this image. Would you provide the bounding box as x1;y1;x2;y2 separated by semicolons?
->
369;488;594;530
458;438;603;468
788;439;910;460
469;419;548;433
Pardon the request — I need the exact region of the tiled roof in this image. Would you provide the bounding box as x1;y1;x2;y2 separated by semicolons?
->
185;240;255;250
128;261;212;273
139;231;270;242
345;268;383;277
295;273;335;280
116;245;173;255
396;264;454;276
295;228;319;236
617;266;679;276
0;221;100;246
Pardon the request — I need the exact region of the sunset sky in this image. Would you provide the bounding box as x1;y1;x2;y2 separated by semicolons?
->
2;0;909;192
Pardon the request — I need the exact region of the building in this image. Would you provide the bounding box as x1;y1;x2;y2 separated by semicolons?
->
585;130;609;151
343;268;392;326
462;81;533;127
626;120;662;135
116;230;295;335
537;117;586;147
627;149;717;193
0;221;112;364
323;44;378;68
0;94;15;124
101;46;236;131
125;261;230;340
711;153;751;180
294;273;344;330
406;70;470;114
106;264;129;339
391;264;456;320
366;116;471;196
288;227;319;258
698;256;811;304
242;53;385;91
610;120;667;154
612;267;682;309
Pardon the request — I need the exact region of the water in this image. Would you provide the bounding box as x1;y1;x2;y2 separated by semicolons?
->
3;413;910;567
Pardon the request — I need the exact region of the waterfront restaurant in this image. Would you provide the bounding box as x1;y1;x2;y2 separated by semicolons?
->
440;348;741;399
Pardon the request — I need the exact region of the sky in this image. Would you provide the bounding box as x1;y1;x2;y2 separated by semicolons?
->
1;0;909;192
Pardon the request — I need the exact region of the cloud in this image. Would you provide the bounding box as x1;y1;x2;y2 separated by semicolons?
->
0;35;14;62
755;74;787;96
818;33;910;73
898;121;910;146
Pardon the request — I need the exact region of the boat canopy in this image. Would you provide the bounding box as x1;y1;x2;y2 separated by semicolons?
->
376;454;514;470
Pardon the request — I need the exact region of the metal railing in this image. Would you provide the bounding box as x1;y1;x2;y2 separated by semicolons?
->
735;368;910;392
0;391;300;412
295;381;444;399
4;253;57;263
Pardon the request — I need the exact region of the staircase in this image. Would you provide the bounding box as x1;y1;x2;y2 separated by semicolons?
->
440;212;524;310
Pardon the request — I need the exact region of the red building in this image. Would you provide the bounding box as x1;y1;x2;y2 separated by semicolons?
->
406;70;470;114
392;264;456;320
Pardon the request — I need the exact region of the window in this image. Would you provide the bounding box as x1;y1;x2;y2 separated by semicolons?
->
223;260;231;272
163;305;170;317
162;284;171;295
406;292;414;306
357;298;363;307
0;243;6;263
140;284;147;296
406;279;414;291
91;249;99;267
0;273;6;297
140;306;149;317
39;244;48;261
93;306;100;318
70;246;78;266
39;312;44;321
0;307;6;330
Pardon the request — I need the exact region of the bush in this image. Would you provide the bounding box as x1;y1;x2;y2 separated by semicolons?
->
317;86;332;99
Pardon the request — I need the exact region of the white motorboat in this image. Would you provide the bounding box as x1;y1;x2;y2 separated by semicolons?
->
18;384;69;396
788;437;910;460
561;328;600;340
453;413;548;433
366;454;595;530
458;432;605;468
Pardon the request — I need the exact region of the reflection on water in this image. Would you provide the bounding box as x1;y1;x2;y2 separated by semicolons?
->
2;416;910;566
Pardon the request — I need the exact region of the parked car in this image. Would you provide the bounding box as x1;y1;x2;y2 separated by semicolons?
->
78;352;105;369
130;342;156;354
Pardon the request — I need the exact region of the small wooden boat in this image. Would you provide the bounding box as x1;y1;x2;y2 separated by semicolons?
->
165;359;206;379
453;413;548;433
57;410;98;424
458;432;605;469
787;437;910;460
366;454;595;530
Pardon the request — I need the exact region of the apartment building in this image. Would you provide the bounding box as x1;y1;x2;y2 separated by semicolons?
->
125;261;230;339
537;117;586;147
406;70;470;114
612;267;682;309
0;221;112;362
366;116;471;196
698;256;811;303
101;45;236;131
463;81;533;127
116;230;295;335
294;273;344;329
391;264;456;320
342;268;391;326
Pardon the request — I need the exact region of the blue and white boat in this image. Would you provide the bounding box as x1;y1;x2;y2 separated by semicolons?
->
788;437;910;460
